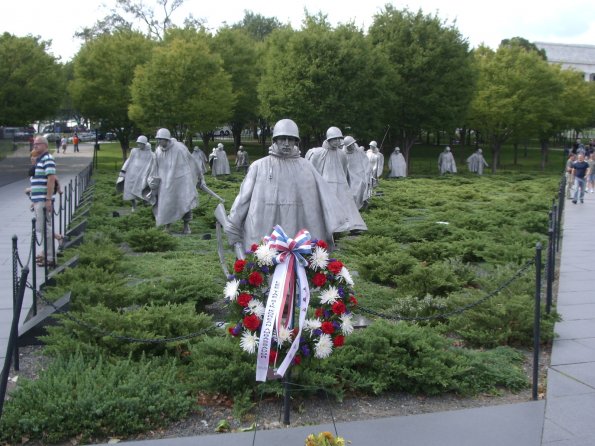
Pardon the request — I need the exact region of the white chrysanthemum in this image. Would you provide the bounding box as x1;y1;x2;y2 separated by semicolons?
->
309;246;329;270
224;279;240;301
247;299;265;318
340;314;354;336
255;244;276;266
304;318;322;333
314;334;333;358
337;266;354;286
275;326;293;345
319;285;339;305
240;330;259;354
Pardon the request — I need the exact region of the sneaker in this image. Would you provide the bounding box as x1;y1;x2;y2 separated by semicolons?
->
572;200;577;204
581;199;584;203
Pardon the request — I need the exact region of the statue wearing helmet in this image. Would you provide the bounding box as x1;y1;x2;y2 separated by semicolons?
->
366;141;383;187
147;128;223;233
438;146;457;175
192;146;209;175
466;148;488;175
210;142;231;176
304;126;367;232
221;118;350;252
388;147;407;178
342;136;372;210
116;134;153;211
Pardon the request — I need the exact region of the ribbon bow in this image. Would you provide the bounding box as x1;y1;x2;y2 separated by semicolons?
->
256;226;312;382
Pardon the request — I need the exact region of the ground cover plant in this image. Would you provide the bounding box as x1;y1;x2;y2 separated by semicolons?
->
0;141;561;444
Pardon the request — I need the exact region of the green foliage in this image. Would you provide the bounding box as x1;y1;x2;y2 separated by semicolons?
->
0;353;194;444
42;303;214;359
125;227;177;252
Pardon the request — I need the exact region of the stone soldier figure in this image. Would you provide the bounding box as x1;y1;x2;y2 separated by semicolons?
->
342;135;372;210
466;148;489;175
222;119;350;252
117;135;153;212
235;145;249;173
210;143;231;176
366;141;383;188
438;146;457;175
192;146;209;175
147;128;222;234
306;126;367;232
388;147;407;178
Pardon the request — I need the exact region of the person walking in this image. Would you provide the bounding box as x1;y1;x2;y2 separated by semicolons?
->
571;153;590;204
60;136;67;153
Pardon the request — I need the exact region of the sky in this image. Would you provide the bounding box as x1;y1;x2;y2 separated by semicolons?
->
1;0;595;61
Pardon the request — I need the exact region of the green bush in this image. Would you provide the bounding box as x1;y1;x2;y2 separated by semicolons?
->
42;303;214;359
125;227;178;252
358;250;417;287
0;353;194;444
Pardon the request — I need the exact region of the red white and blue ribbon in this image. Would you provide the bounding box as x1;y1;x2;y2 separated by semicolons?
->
256;226;312;382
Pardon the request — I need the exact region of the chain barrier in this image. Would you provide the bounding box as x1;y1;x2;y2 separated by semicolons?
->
356;259;536;322
33;287;222;344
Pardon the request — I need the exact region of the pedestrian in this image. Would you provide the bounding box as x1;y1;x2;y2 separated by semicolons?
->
223;119;350;252
438;146;457;175
306;126;367;233
60;136;67;153
73;133;80;152
571;153;590;204
587;153;595;193
565;153;577;199
55;136;61;151
29;136;58;266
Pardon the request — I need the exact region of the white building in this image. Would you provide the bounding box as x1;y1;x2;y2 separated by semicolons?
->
534;42;595;82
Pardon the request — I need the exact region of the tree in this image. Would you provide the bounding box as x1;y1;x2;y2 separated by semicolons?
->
211;28;260;148
0;33;65;126
232;11;284;41
368;7;475;170
129;28;235;149
468;44;562;172
70;30;154;160
258;13;384;147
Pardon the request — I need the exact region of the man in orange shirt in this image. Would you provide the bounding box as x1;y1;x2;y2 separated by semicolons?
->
73;133;80;152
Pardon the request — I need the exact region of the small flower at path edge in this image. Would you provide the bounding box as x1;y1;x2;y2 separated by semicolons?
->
243;314;261;331
248;271;264;286
312;272;327;287
332;301;346;315
333;335;345;347
238;293;252;307
328;260;344;275
234;259;247;273
321;321;335;334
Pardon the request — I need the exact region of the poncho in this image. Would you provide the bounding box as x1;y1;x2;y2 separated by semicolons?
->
225;146;350;251
121;146;153;201
438;150;457;174
342;145;372;209
147;139;199;226
388;150;407;178
306;141;367;231
211;148;231;176
192;148;209;174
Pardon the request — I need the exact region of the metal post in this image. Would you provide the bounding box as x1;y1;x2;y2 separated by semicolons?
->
533;243;542;401
58;192;63;235
31;219;37;317
0;267;29;420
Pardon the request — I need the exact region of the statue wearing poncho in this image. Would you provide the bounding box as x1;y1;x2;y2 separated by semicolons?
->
341;136;372;210
210;143;231;176
224;119;350;252
388;147;407;178
147;136;199;227
119;138;153;202
306;127;367;232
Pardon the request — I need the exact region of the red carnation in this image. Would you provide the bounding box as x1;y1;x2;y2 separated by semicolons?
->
251;243;259;252
328;260;344;275
227;326;237;336
315;307;324;318
349;295;358;306
243;314;261;331
234;259;247;273
312;272;327;287
321;321;335;334
238;293;252;307
269;350;277;364
316;240;329;250
293;355;302;365
248;271;264;286
333;335;345;347
332;301;346;315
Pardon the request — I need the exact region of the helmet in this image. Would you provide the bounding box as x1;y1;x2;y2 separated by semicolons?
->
272;119;300;141
343;136;356;147
370;141;378;148
394;147;400;152
478;148;483;153
326;126;343;140
239;145;244;150
136;135;148;144
155;128;171;140
217;143;224;149
445;146;451;152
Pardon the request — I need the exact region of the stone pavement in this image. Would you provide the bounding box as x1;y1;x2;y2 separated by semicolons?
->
1;149;594;445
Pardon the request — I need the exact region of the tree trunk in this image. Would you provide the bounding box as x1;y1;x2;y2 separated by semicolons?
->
402;135;416;175
490;138;500;173
513;142;518;166
540;139;549;172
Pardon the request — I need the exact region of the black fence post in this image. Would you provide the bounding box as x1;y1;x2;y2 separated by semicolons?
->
31;219;37;317
546;212;554;315
533;243;542;401
0;267;29;420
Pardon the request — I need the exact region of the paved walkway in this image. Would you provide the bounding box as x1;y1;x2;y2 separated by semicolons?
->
1;151;594;445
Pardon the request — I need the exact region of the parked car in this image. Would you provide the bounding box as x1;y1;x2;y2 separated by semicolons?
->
43;133;61;142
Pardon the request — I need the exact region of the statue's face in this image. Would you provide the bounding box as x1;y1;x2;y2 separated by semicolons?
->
138;142;146;149
345;143;355;153
157;138;169;149
328;137;342;149
275;136;298;156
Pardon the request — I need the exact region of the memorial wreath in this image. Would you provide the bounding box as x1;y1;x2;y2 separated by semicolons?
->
224;226;359;381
